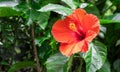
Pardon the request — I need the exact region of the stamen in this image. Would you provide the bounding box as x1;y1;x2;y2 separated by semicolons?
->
69;23;85;40
69;23;77;31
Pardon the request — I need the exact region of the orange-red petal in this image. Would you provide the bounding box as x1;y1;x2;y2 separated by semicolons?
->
85;30;98;42
81;40;88;52
68;8;86;23
59;40;88;56
51;19;79;43
68;9;87;35
81;14;100;42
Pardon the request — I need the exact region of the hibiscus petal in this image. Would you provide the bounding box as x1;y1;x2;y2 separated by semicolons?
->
72;40;88;53
81;40;88;52
68;9;87;34
72;41;84;54
85;30;98;42
68;8;86;23
82;14;99;31
51;19;79;43
59;43;75;56
82;14;100;42
60;40;88;56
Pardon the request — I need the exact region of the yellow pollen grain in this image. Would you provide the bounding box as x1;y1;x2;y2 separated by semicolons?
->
69;23;77;31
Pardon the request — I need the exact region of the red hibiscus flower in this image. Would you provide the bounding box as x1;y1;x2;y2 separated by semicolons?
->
51;8;100;56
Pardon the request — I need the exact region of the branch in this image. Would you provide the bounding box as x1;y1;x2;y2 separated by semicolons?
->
31;23;42;72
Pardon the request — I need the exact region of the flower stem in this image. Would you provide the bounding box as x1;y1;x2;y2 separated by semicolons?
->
77;58;83;72
79;58;83;72
31;23;42;72
67;55;74;72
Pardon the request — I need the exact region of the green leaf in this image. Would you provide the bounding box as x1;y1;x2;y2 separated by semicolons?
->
26;9;50;30
112;13;120;21
0;61;8;65
0;1;18;7
61;0;77;9
14;2;29;13
38;4;72;16
45;53;67;72
38;40;51;63
84;3;100;18
100;19;120;24
80;3;88;8
8;61;35;72
35;37;48;47
101;13;120;24
83;41;107;72
0;7;20;17
37;12;50;29
97;60;111;72
101;14;120;29
116;39;120;46
113;59;120;72
0;1;20;17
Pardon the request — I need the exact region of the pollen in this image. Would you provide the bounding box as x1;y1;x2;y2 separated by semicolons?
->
69;23;77;31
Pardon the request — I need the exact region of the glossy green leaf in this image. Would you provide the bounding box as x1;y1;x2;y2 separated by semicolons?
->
37;12;50;29
45;53;67;72
101;13;120;24
61;0;77;9
0;1;20;17
0;1;18;7
14;2;29;13
100;19;120;24
38;4;72;16
83;41;107;72
80;3;88;8
39;0;61;7
35;37;48;47
26;9;50;29
97;60;111;72
8;61;35;72
38;41;51;61
50;38;58;50
112;13;120;21
0;7;20;17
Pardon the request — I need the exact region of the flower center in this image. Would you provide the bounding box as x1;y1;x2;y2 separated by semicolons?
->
69;23;86;40
69;23;77;31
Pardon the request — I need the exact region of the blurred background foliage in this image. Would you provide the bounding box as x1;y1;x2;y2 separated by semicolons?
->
0;0;120;72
